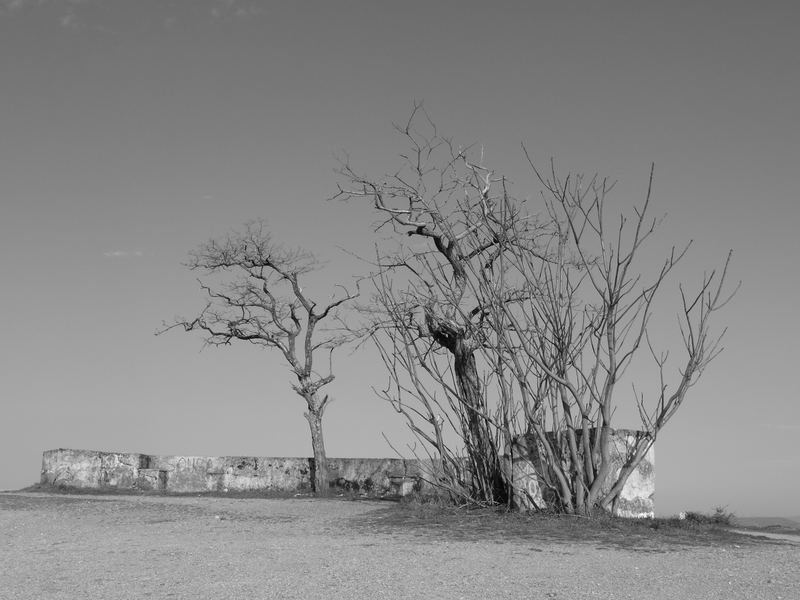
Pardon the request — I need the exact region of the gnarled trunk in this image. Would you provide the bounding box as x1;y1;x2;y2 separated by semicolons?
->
304;400;328;496
452;340;506;504
425;307;506;503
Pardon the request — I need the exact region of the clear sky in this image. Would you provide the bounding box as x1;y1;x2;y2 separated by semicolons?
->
0;0;797;517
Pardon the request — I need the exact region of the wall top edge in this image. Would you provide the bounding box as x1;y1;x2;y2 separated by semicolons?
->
42;449;414;461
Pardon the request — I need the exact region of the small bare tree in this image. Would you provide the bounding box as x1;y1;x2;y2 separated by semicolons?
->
334;106;737;514
159;220;357;495
479;157;739;514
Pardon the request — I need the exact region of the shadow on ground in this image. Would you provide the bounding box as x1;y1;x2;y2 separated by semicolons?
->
345;500;786;553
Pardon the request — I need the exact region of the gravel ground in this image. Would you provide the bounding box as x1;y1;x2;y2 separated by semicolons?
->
1;492;797;600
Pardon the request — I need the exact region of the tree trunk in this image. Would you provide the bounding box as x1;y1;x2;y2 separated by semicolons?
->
304;407;328;495
424;308;506;503
452;339;506;503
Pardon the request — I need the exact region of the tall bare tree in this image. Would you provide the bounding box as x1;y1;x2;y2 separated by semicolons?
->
160;220;357;494
335;106;737;513
333;105;544;504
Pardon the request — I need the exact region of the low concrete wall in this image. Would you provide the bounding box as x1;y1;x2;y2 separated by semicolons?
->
41;441;654;517
40;449;145;490
40;449;426;497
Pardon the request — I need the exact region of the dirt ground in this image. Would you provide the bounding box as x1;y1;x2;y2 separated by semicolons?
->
1;491;797;600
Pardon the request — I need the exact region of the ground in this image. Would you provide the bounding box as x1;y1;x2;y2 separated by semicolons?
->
0;491;797;599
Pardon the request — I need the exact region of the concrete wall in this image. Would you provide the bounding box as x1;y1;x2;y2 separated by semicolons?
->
40;449;426;497
40;449;145;490
503;429;655;518
41;440;654;517
611;431;656;519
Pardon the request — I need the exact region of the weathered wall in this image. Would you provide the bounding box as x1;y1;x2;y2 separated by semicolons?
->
40;449;145;490
502;429;655;518
41;440;654;517
40;449;426;497
610;431;656;519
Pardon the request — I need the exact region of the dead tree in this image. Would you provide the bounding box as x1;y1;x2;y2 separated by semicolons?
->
333;105;547;504
334;106;737;513
159;220;357;495
490;156;739;514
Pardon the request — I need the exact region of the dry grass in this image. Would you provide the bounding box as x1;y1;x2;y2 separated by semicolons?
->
350;496;772;552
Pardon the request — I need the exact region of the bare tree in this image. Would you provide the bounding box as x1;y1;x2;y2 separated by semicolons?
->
159;220;357;495
480;157;739;514
333;105;545;504
334;106;737;513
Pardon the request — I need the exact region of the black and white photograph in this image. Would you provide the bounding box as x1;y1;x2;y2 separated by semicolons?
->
1;1;798;598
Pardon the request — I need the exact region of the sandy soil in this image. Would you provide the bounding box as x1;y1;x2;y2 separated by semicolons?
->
1;492;797;600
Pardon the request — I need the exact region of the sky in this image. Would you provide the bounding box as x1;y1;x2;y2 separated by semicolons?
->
0;0;797;518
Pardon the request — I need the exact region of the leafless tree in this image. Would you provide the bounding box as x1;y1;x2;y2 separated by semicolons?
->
333;105;545;504
334;106;737;513
159;220;357;495
482;156;739;514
